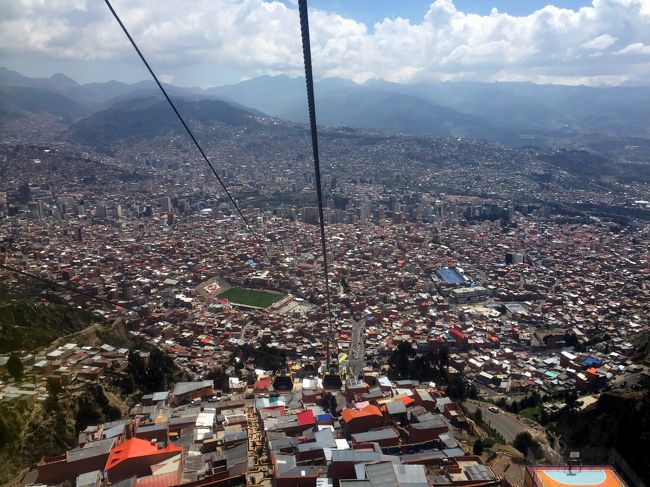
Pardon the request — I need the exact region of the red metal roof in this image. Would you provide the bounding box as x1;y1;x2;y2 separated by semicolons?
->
296;409;315;426
450;329;467;340
254;376;272;391
105;438;181;471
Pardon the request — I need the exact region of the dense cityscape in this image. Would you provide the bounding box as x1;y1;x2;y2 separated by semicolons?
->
1;1;650;484
1;93;648;487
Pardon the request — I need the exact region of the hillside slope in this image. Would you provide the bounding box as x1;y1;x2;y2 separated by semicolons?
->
69;97;262;148
0;300;95;353
553;385;650;485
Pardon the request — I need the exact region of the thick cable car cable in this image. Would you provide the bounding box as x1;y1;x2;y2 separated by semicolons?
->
297;0;342;392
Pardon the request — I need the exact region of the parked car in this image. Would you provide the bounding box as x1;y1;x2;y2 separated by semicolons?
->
488;406;500;413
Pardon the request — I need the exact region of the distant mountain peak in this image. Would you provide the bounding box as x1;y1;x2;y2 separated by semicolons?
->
50;72;77;83
47;72;80;90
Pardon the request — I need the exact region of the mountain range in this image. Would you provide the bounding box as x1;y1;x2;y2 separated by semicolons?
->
2;67;650;148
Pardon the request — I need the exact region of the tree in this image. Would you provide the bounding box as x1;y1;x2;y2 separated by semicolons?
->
46;377;63;397
44;377;63;411
473;439;484;455
436;348;449;370
472;408;483;424
539;408;550;426
446;374;467;402
126;347;180;393
322;392;338;415
120;374;135;394
389;341;416;379
75;393;101;431
7;354;23;381
512;431;540;457
207;367;230;392
564;390;579;410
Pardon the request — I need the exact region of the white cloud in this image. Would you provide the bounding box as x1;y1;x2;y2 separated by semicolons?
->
617;42;650;55
160;73;174;83
582;34;618;50
0;0;649;85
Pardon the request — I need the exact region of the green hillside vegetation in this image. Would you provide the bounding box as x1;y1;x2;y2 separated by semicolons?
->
0;299;95;353
217;287;283;308
0;343;182;484
632;332;650;364
0;383;127;484
50;318;133;350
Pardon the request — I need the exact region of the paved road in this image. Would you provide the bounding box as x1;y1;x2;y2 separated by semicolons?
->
464;400;527;444
347;317;366;379
612;368;647;388
240;320;253;340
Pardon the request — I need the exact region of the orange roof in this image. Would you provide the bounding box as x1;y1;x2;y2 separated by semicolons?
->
396;396;415;407
105;438;182;471
341;404;383;423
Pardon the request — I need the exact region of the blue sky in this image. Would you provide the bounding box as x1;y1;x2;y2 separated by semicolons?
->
0;0;648;87
308;0;593;27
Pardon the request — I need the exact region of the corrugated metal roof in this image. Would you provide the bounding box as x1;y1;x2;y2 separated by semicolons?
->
331;450;381;463
67;438;115;462
464;464;495;481
351;427;398;443
172;380;212;396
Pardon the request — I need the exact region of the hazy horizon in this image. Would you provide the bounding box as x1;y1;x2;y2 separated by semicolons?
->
5;65;650;90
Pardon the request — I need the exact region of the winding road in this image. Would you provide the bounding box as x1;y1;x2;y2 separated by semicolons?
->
463;399;527;444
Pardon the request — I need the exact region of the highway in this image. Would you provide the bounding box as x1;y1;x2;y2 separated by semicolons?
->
463;400;527;444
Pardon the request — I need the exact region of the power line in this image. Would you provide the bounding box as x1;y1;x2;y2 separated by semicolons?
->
103;0;273;267
297;0;335;365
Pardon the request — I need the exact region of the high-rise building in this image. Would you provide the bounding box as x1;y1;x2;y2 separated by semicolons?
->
300;207;319;225
18;183;31;204
359;201;372;222
505;251;524;264
161;196;173;214
28;202;42;220
95;202;107;218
